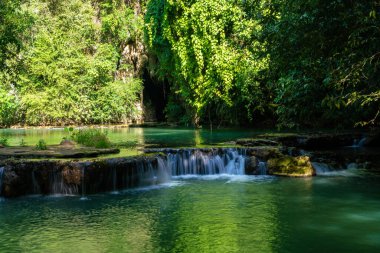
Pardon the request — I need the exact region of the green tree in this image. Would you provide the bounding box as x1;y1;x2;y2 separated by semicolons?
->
145;0;270;126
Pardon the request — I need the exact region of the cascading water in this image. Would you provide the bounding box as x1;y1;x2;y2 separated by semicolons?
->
157;157;171;183
351;137;367;148
258;162;267;175
4;148;261;198
312;162;333;175
163;149;247;176
0;167;4;197
50;170;78;196
32;170;40;194
312;162;359;176
80;167;88;200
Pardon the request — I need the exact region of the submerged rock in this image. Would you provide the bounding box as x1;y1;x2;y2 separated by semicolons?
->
267;155;315;177
236;138;280;147
59;140;76;147
257;132;363;149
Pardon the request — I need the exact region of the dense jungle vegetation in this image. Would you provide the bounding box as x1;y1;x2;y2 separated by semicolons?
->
0;0;379;128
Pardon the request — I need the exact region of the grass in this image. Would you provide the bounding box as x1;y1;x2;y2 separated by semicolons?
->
35;139;47;150
0;136;9;147
71;129;111;149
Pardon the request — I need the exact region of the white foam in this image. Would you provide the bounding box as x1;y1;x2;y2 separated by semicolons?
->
172;174;275;183
125;181;186;192
313;162;362;177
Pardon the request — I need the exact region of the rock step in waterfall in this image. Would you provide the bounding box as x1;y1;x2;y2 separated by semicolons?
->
0;148;269;198
1;147;357;198
161;149;248;176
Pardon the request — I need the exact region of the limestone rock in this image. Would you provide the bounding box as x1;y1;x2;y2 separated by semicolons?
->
267;155;315;177
245;147;283;160
59;139;76;147
245;156;258;175
236;138;280;147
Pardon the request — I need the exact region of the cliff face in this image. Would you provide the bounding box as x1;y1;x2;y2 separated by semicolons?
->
116;0;148;80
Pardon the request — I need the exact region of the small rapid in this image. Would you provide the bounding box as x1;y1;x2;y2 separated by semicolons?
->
312;162;361;177
0;167;4;202
162;149;247;176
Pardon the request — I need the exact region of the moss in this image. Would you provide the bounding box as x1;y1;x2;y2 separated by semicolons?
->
268;156;315;177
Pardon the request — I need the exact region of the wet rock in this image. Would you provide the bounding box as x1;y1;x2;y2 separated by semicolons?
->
245;147;283;160
362;132;380;147
60;139;76;147
267;155;315;177
62;165;81;185
0;155;157;198
245;156;258;175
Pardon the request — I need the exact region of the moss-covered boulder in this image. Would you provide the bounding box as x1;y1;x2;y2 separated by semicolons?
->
267;155;315;177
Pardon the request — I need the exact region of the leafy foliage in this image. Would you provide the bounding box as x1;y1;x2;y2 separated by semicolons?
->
0;136;9;147
71;129;111;148
35;139;47;150
145;0;270;125
264;0;380;128
0;0;379;128
0;0;143;127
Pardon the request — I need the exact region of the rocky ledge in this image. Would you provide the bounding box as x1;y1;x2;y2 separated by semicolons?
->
0;146;120;159
236;132;380;149
0;156;157;198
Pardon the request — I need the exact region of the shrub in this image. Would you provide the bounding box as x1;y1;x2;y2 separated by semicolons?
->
35;139;47;150
71;129;111;148
0;136;8;147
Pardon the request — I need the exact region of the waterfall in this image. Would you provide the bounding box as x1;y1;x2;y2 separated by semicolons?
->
258;162;267;175
0;167;4;196
311;162;359;176
312;162;332;175
351;137;367;147
80;167;88;200
111;167;118;194
50;170;78;196
358;137;367;147
157;157;171;183
161;149;247;176
32;170;41;194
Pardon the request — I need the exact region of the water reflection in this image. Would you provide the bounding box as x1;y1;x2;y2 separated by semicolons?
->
0;127;261;147
1;177;380;252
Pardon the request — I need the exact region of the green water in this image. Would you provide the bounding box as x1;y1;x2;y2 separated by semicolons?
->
1;175;380;253
0;127;263;147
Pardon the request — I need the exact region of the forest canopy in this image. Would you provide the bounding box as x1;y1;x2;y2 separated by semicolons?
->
0;0;379;128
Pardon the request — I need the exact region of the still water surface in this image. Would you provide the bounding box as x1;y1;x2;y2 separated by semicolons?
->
1;174;380;253
0;127;265;147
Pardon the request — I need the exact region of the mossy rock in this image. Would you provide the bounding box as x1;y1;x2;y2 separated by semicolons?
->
245;146;283;160
267;155;315;177
0;146;120;159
